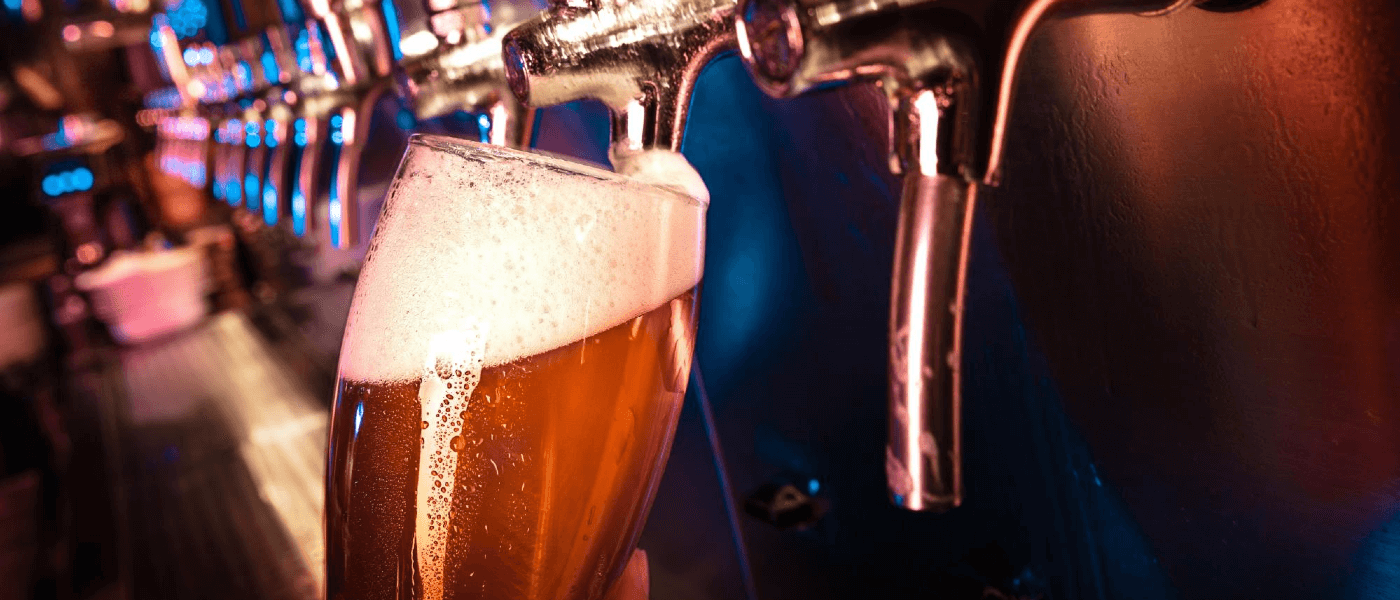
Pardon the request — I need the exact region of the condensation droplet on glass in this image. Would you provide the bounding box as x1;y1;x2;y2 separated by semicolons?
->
451;435;466;452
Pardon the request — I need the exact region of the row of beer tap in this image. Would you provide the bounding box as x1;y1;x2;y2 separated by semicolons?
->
148;0;1246;511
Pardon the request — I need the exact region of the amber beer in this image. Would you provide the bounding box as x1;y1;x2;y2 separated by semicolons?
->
326;136;707;600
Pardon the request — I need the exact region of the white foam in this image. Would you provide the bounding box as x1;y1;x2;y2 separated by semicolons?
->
339;136;707;383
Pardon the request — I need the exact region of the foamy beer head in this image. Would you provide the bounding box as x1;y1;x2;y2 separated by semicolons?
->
327;135;706;600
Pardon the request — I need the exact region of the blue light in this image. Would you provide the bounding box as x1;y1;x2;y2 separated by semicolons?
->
262;185;278;225
477;113;491;143
807;478;820;495
212;176;225;199
233;61;252;90
41;175;62;197
264;120;278;148
6;0;23;12
353;402;364;436
244;173;259;203
396;108;416;131
330;131;343;145
261;49;281;84
328;183;342;245
330;114;342;128
165;0;208;39
71;167;93;191
291;188;307;236
183;47;200;66
246;133;261;147
381;0;402;60
200;47;214;64
40;167;96;197
244;121;258;134
327;143;343;245
226;177;242;205
294;133;308;147
275;0;302;24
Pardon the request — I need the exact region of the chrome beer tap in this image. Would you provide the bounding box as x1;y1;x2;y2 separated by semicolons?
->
500;0;737;160
395;0;539;148
734;0;1222;511
296;0;396;247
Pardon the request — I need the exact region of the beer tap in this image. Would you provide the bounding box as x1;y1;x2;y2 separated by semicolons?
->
500;0;736;163
733;0;1222;511
395;0;539;148
297;0;396;248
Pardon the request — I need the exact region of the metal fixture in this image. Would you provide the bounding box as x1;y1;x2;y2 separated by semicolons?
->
501;0;737;158
734;0;1209;511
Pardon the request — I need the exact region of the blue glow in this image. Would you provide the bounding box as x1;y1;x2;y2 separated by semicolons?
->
381;0;403;60
288;148;307;236
275;0;302;23
233;61;252;90
41;176;62;197
226;177;242;205
262;184;278;225
396;108;416;131
246;134;261;147
330;131;343;145
244;173;259;206
353;402;364;436
260;49;281;84
291;188;307;236
330;114;342;128
165;0;209;39
40;167;95;197
477;113;491;143
264;120;278;148
294;118;306;132
807;479;820;495
327;142;343;245
212;175;225;199
200;47;214;64
183;47;199;66
294;27;314;73
71;167;93;190
5;0;22;12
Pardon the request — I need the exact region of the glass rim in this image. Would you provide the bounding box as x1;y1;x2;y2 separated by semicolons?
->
407;134;708;208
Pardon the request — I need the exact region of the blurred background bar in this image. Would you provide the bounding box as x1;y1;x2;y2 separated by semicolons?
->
0;0;1398;596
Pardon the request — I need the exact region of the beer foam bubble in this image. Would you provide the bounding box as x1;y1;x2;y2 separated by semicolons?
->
339;136;706;383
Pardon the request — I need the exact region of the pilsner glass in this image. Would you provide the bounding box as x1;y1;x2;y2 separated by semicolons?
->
325;135;706;600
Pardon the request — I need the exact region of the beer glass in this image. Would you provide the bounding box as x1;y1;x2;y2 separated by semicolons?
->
325;135;706;600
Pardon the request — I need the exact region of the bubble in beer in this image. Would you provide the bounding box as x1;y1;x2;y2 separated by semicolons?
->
415;326;487;600
338;142;705;384
332;138;707;600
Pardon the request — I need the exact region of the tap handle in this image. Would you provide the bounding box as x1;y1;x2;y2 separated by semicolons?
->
324;82;389;249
